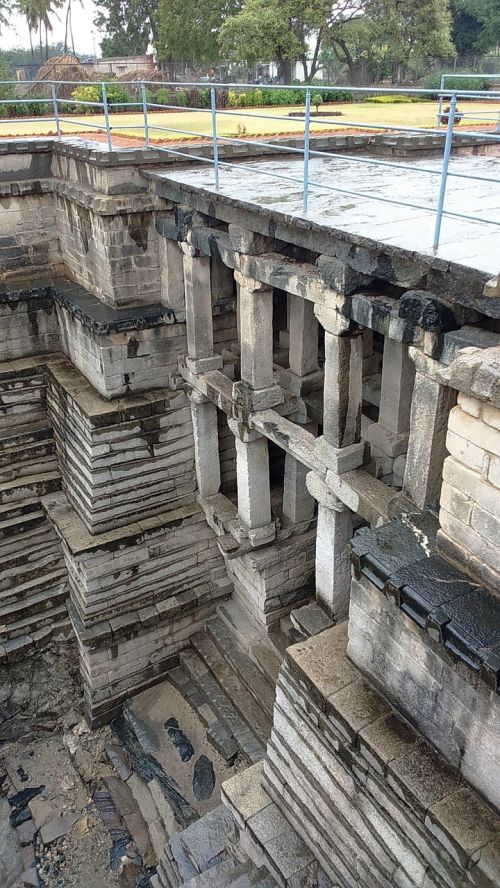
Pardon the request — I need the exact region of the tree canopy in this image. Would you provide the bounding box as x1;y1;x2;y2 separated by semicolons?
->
94;0;158;56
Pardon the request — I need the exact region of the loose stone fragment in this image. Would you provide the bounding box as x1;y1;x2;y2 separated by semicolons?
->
164;717;195;763
192;755;215;801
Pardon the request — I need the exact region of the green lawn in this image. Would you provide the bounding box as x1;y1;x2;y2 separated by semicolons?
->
0;101;497;140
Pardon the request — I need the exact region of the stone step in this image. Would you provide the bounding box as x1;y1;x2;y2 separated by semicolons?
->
190;632;272;748
289;602;334;639
0;603;69;644
0;471;60;504
0;449;58;483
0;502;46;539
0;419;53;451
216;601;283;686
179;647;266;764
205;617;276;720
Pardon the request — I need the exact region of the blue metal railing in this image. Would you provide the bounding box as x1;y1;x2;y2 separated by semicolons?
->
0;79;499;250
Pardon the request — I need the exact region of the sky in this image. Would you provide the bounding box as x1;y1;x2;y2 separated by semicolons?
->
2;1;102;57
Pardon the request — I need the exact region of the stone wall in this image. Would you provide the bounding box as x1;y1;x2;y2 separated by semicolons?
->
263;625;500;888
348;572;500;811
0;285;60;362
0;187;61;279
46;358;196;533
437;350;500;592
45;492;231;725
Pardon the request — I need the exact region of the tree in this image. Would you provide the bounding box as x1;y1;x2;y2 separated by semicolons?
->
156;0;241;66
452;0;500;53
17;0;65;62
219;0;362;82
94;0;157;56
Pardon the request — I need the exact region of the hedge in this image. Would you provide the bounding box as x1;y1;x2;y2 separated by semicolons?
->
423;73;491;92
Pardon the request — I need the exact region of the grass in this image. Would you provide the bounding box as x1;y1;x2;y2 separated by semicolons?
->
0;101;498;140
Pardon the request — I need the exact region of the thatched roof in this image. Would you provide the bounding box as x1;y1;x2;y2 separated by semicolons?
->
25;53;91;98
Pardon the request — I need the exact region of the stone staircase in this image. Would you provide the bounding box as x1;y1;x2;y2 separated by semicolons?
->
0;355;71;659
171;603;283;766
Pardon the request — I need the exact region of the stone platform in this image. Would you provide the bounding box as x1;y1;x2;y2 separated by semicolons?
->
263;623;500;888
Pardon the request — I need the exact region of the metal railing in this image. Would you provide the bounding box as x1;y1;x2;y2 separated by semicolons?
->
1;80;499;249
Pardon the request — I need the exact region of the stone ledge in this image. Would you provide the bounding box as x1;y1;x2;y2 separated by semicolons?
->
351;517;500;694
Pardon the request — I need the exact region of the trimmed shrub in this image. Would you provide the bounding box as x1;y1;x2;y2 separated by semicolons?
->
423;73;490;92
365;94;415;103
175;89;188;107
312;92;323;112
71;82;132;113
199;88;211;108
156;87;174;106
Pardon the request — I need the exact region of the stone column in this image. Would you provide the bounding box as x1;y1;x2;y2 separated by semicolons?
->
233;271;283;410
159;238;186;320
403;348;456;510
183;250;222;373
280;294;323;398
306;471;353;620
314;305;364;472
283;455;315;524
188;389;221;498
228;419;275;546
366;338;415;458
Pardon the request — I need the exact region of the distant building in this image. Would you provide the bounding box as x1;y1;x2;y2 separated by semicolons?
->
87;54;155;78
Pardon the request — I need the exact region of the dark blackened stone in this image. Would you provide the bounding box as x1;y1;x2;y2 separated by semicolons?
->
112;717;198;828
350;514;438;589
398;290;458;333
385;554;477;621
9;805;31;827
8;786;44;808
17;766;29;783
164;717;194;763
110;833;132;870
192;756;215;802
427;588;500;671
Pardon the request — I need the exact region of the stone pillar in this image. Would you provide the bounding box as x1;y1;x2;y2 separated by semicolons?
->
183;251;222;373
314;306;364;470
233;271;283;410
159;238;186;320
366;338;415;458
228;419;274;546
403;348;456;510
188;389;221;498
283;454;315;524
306;471;353;620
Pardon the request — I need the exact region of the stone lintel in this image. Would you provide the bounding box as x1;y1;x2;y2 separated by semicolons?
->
278;368;324;398
185;354;224;374
306;472;344;512
232;380;285;411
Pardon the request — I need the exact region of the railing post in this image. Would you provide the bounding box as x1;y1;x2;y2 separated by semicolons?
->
437;74;445;126
101;82;112;152
210;85;220;190
141;82;149;148
433;92;456;250
50;82;61;140
303;87;311;213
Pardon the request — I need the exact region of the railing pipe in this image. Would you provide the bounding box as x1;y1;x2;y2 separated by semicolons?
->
50;83;61;139
101;82;112;152
211;85;220;190
433;93;457;249
303;87;311;213
141;82;149;148
437;74;445;126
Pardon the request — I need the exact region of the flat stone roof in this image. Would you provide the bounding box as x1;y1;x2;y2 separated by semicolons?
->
156;153;499;277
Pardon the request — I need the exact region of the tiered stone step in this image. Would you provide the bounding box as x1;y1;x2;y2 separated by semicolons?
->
0;354;69;658
172;611;281;766
46;359;197;534
156;800;279;888
0;499;69;656
222;763;331;888
263;623;500;888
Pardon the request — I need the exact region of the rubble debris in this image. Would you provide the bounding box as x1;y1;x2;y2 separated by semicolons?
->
164;717;195;763
192;756;215;802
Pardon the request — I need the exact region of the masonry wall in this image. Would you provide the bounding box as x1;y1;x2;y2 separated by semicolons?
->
439;393;500;591
0;189;61;279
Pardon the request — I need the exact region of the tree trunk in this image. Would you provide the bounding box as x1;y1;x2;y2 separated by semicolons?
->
277;59;293;84
309;31;323;82
64;1;70;53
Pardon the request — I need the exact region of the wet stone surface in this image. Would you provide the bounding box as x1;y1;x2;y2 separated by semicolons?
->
192;756;215;802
